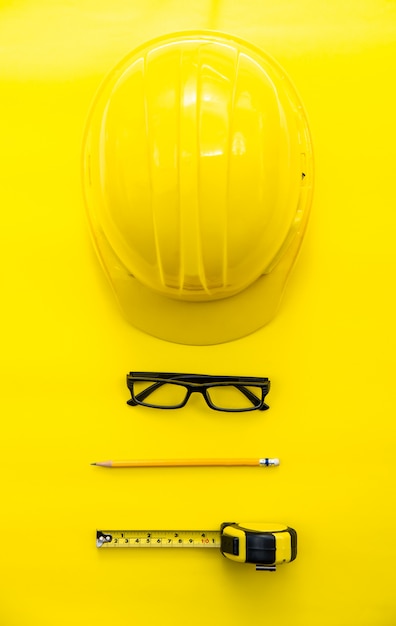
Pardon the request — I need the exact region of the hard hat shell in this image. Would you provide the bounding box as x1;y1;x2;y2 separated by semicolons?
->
82;31;313;344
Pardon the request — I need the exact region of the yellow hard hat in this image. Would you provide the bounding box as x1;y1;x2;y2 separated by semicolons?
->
82;31;313;345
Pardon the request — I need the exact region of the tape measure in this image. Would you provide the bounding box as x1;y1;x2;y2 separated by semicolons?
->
97;522;297;571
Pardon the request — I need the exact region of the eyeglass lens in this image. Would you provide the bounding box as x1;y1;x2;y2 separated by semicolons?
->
207;385;262;410
133;381;188;407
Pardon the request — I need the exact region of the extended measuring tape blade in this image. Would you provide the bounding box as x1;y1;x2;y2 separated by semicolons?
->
96;529;220;549
96;523;297;571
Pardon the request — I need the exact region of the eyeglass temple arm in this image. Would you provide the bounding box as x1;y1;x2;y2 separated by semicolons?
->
127;381;166;405
234;385;269;410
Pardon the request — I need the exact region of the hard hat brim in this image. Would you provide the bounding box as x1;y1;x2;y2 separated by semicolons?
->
90;199;311;345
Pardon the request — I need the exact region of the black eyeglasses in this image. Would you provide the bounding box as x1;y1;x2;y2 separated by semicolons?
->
126;372;270;412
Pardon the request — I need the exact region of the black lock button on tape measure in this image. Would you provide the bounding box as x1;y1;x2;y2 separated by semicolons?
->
97;522;297;571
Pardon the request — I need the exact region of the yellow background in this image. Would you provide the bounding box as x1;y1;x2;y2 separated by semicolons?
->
1;1;395;624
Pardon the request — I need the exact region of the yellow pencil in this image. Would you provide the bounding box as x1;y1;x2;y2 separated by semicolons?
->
91;458;279;468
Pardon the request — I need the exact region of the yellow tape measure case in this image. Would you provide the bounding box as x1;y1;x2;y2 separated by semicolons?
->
220;523;297;570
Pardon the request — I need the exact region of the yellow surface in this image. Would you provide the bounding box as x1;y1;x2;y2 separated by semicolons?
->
1;1;395;624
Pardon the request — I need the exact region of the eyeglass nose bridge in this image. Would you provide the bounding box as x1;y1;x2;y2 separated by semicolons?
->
183;386;212;408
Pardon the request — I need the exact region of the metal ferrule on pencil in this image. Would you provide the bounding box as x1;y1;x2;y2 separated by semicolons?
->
259;458;280;467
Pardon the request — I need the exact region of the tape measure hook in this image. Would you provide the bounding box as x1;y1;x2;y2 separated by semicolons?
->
96;531;112;548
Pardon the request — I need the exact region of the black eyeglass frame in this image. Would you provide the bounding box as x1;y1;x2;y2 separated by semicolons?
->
126;372;270;412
